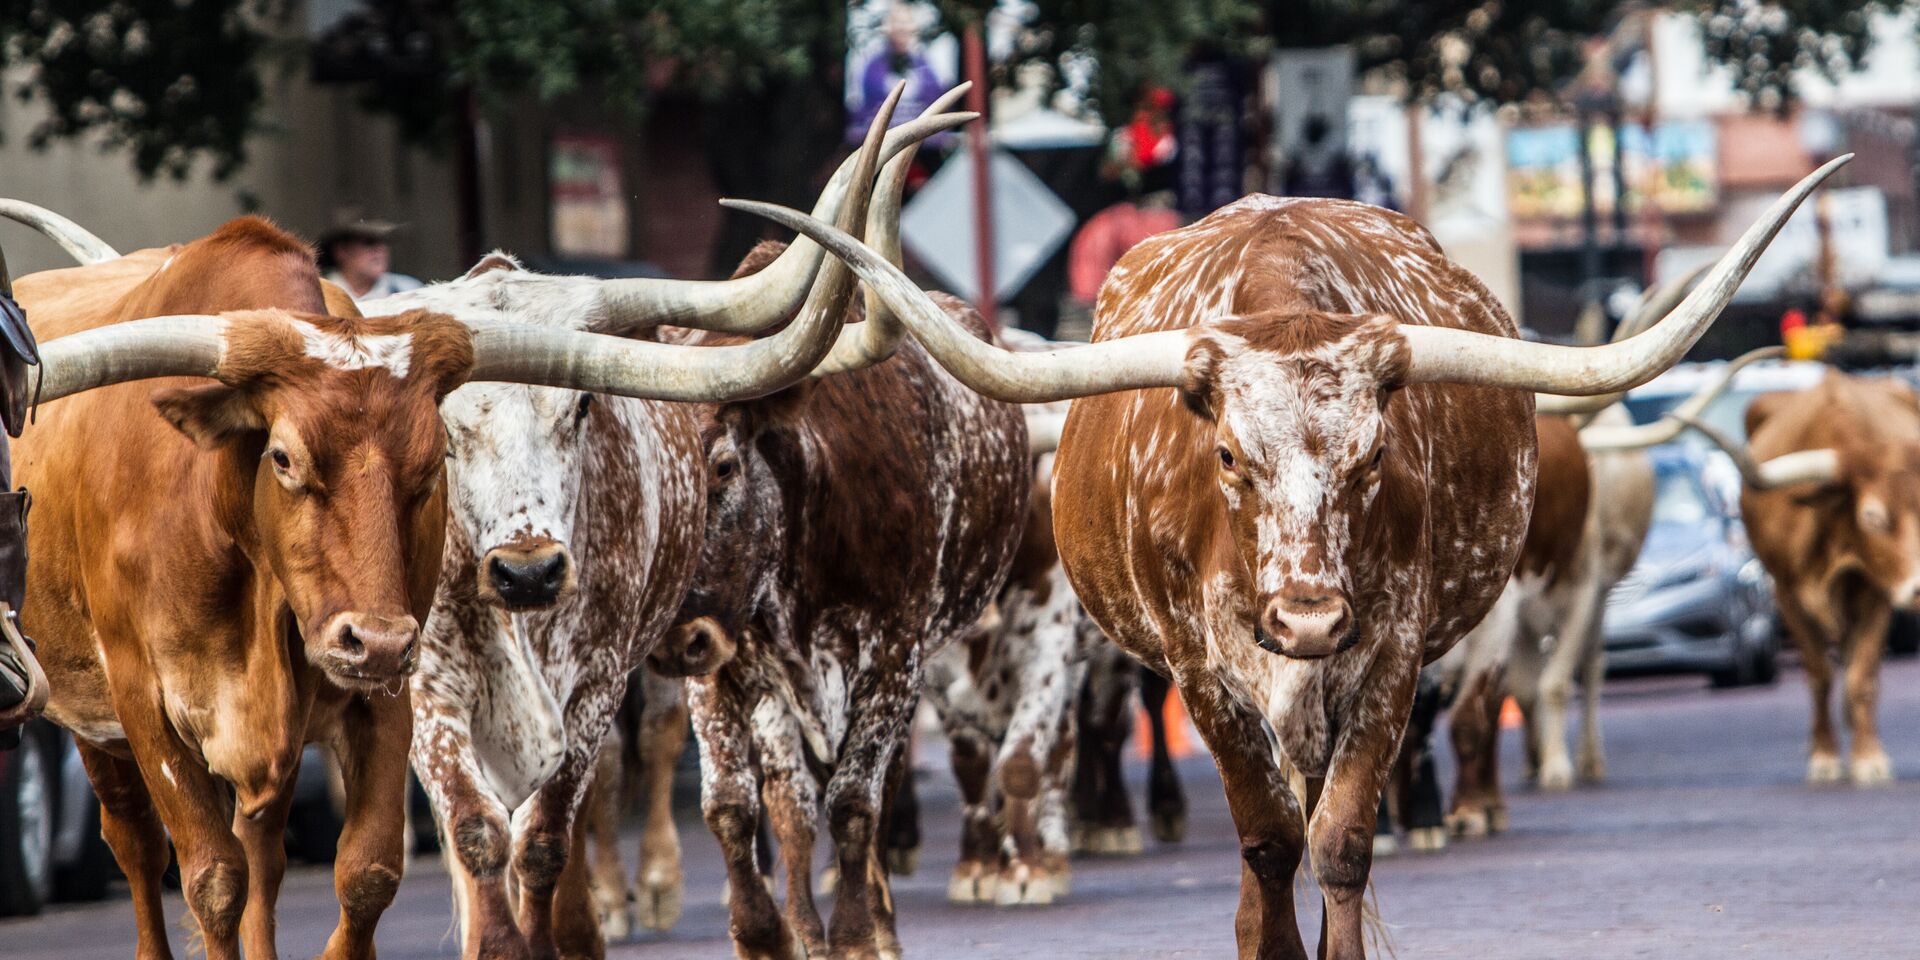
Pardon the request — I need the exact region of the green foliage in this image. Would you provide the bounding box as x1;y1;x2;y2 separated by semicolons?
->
0;0;278;180
0;0;1905;179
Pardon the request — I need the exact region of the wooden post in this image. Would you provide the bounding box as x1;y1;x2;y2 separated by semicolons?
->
964;24;997;327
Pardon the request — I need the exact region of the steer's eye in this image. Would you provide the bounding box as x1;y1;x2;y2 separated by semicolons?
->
713;457;738;481
270;449;291;472
1218;447;1235;470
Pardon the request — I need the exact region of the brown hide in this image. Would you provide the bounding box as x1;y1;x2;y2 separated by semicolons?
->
18;216;460;817
1517;416;1593;587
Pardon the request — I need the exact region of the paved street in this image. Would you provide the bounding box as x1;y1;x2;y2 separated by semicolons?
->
8;659;1920;959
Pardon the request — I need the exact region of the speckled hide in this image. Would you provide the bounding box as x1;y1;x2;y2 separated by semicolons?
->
1051;196;1538;959
660;243;1029;960
362;257;704;960
924;441;1098;907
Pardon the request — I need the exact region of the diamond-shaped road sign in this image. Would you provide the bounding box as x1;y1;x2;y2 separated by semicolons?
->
900;144;1077;306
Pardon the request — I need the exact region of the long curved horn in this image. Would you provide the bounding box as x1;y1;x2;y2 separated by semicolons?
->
597;83;971;336
467;75;900;401
725;157;1844;405
1401;156;1847;394
719;198;1192;403
0;200;120;265
1669;413;1841;490
1575;346;1783;452
804;104;924;378
1535;262;1715;419
35;315;227;402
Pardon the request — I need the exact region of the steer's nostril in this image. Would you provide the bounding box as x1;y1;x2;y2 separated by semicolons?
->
338;626;363;655
540;556;567;589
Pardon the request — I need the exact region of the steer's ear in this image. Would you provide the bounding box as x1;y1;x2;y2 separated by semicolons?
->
1180;336;1225;421
151;384;267;448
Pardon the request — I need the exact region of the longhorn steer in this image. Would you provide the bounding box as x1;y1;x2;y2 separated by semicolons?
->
342;88;943;960
747;157;1840;957
4;214;687;960
647;255;1028;958
924;428;1096;906
1680;371;1920;785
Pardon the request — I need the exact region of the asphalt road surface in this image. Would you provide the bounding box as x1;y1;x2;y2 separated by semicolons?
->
8;659;1920;959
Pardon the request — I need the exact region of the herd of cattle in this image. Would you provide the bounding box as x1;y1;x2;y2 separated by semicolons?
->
0;83;1904;959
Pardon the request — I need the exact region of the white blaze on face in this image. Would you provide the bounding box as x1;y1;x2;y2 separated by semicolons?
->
440;382;589;557
1216;337;1386;600
288;318;414;378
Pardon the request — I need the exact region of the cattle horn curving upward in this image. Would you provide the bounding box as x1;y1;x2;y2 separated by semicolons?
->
719;156;1848;405
1668;412;1843;489
31;85;907;407
0;199;121;265
597;83;974;335
1574;345;1783;452
1535;261;1712;418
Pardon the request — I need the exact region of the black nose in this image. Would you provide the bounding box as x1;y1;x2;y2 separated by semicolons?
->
488;552;569;607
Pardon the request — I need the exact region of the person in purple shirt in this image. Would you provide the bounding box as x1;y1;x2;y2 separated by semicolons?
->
848;2;949;144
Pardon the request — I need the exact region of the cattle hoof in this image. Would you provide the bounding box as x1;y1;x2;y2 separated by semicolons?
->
1850;752;1894;787
1446;809;1489;838
1807;753;1845;784
1536;757;1575;792
1151;809;1188;844
635;876;683;932
1486;807;1510;834
1082;825;1143;856
1406;827;1447;852
598;898;633;942
1371;833;1398;857
1041;854;1073;897
947;862;997;904
886;845;920;877
818;866;839;896
1578;751;1607;784
994;863;1055;907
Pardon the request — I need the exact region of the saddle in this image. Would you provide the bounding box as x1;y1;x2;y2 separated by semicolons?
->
0;245;43;746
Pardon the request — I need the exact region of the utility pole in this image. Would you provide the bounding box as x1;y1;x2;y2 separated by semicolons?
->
963;24;997;327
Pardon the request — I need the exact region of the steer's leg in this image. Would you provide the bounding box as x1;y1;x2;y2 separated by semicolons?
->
584;737;632;942
1842;598;1893;785
1311;652;1419;960
1576;633;1609;783
945;727;999;904
1170;663;1307;960
634;671;689;932
234;766;296;960
1140;665;1189;845
320;690;411;960
757;709;828;955
77;743;177;960
514;679;627;960
824;654;919;960
691;673;797;959
110;683;256;960
1777;595;1843;782
1532;568;1601;792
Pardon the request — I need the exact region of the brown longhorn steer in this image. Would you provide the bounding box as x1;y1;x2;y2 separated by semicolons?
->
1680;371;1920;785
4;194;871;958
741;156;1841;957
648;257;1028;960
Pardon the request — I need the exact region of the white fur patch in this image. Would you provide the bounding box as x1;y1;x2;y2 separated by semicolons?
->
289;319;414;377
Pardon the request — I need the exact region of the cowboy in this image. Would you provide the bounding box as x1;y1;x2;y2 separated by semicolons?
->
317;213;422;301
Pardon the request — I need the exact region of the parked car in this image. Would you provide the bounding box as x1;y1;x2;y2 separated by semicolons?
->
0;720;118;917
1603;446;1780;686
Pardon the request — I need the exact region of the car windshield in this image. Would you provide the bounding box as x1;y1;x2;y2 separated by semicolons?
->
1651;466;1711;526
